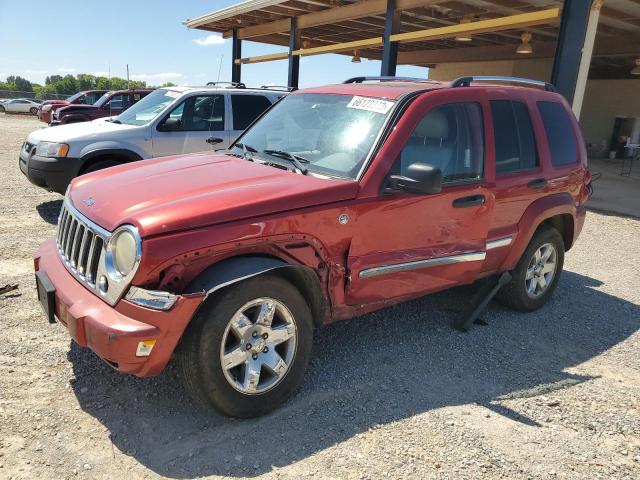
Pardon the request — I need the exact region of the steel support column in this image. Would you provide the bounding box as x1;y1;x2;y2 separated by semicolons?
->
232;29;242;84
550;0;592;103
381;0;400;76
288;17;301;89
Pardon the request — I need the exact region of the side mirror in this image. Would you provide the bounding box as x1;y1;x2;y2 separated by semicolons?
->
158;117;182;131
388;163;442;195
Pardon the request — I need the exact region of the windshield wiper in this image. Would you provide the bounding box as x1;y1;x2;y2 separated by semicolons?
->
108;118;122;124
234;142;258;162
262;149;309;174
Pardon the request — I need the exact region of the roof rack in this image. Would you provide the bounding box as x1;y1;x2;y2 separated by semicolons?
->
206;81;246;89
260;85;297;92
343;76;436;84
451;76;556;92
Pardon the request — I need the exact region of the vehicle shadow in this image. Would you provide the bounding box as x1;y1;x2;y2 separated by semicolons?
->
67;270;640;478
36;199;62;225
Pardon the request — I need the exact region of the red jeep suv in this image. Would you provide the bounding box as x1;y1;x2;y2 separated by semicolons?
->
34;76;591;417
37;90;107;124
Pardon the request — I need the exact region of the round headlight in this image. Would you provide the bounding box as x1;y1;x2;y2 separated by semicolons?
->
110;227;140;277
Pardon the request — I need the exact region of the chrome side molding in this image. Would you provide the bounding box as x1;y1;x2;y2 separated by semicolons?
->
359;252;486;279
486;236;513;250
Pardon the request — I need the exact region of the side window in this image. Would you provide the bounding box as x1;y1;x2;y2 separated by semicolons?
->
232;94;272;130
537;101;578;166
104;94;127;110
397;102;484;183
490;100;538;174
161;94;225;131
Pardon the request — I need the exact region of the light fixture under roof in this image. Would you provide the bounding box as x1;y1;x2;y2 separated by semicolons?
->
517;32;533;54
351;50;361;63
455;16;473;42
632;58;640;75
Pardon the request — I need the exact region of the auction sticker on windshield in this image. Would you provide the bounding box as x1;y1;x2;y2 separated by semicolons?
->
347;96;394;114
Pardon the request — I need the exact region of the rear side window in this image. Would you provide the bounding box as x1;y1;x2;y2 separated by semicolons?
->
232;94;272;130
490;100;538;174
537;101;577;166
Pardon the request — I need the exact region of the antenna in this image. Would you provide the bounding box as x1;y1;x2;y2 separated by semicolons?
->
216;54;223;85
126;64;130;89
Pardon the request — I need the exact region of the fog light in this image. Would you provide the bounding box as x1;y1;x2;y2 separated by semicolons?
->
136;340;156;357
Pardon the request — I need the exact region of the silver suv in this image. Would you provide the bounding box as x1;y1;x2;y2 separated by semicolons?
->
19;84;286;194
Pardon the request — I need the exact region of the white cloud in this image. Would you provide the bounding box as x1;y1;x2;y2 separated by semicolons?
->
25;69;47;75
92;71;110;77
130;72;185;85
193;34;226;46
57;67;76;73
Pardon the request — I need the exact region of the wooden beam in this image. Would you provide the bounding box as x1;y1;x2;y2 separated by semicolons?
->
292;37;384;57
235;51;289;65
390;8;561;44
223;0;445;39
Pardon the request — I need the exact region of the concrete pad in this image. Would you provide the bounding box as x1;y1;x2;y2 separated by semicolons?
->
587;157;640;218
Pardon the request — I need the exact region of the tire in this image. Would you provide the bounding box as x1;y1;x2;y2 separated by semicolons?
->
496;225;565;312
81;159;121;174
176;275;314;418
0;105;5;113
30;107;38;115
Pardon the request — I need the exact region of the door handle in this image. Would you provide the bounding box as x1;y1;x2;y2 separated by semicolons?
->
528;178;548;189
206;137;224;145
453;195;485;208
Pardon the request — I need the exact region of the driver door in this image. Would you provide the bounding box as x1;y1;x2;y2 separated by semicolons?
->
152;93;229;156
346;92;494;305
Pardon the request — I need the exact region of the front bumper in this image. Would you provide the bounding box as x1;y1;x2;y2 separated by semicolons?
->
19;148;80;195
37;110;51;123
34;238;204;376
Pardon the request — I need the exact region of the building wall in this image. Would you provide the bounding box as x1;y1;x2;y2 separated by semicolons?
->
428;59;640;153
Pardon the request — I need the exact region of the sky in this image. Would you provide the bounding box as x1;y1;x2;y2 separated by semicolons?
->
0;1;427;88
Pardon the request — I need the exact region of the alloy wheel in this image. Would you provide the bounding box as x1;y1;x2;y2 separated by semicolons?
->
525;242;557;298
220;297;297;394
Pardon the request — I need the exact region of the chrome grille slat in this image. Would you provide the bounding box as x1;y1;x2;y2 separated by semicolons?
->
56;200;111;296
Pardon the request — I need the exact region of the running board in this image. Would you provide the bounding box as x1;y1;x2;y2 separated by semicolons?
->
453;272;512;332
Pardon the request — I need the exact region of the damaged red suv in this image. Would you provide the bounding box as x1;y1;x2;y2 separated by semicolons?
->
34;76;591;417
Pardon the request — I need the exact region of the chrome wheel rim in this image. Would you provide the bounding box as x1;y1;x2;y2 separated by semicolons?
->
220;297;297;395
525;242;557;298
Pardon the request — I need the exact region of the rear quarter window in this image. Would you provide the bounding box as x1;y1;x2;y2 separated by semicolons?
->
537;101;578;166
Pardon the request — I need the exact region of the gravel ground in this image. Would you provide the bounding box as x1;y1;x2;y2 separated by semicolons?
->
1;113;639;480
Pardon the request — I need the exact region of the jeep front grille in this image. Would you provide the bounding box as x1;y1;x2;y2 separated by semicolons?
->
56;200;109;289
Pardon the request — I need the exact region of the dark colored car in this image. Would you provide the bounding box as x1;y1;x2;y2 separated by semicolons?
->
34;76;592;418
50;89;154;125
37;90;107;124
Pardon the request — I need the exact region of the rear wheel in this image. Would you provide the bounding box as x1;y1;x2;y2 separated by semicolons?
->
496;225;565;312
176;275;314;418
30;107;38;115
0;105;5;113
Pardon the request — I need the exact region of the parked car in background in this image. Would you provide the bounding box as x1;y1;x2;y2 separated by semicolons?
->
0;98;42;115
20;84;285;193
50;88;154;125
38;90;107;124
33;76;592;418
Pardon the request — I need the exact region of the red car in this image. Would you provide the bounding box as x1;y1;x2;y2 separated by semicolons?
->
37;90;107;124
34;76;591;417
50;88;153;125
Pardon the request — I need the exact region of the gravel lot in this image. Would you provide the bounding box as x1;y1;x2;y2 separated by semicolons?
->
1;113;639;480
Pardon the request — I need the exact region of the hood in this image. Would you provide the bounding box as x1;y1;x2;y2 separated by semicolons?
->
57;104;96;113
68;152;359;237
42;100;70;106
26;118;135;143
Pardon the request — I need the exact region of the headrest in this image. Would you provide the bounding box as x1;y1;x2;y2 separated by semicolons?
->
413;110;449;139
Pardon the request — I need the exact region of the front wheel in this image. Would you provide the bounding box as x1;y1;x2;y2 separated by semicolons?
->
0;105;5;113
176;275;314;417
30;107;38;115
496;225;565;312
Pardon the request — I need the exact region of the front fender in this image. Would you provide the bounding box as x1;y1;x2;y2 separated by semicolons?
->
500;193;577;271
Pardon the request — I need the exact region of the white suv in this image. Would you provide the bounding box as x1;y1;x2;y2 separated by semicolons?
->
19;84;286;194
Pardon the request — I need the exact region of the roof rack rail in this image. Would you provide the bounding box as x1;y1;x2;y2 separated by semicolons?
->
451;76;556;92
260;85;297;92
344;76;435;84
206;81;247;89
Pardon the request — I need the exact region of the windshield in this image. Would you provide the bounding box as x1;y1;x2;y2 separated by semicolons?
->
66;92;84;103
235;93;395;178
117;89;179;126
